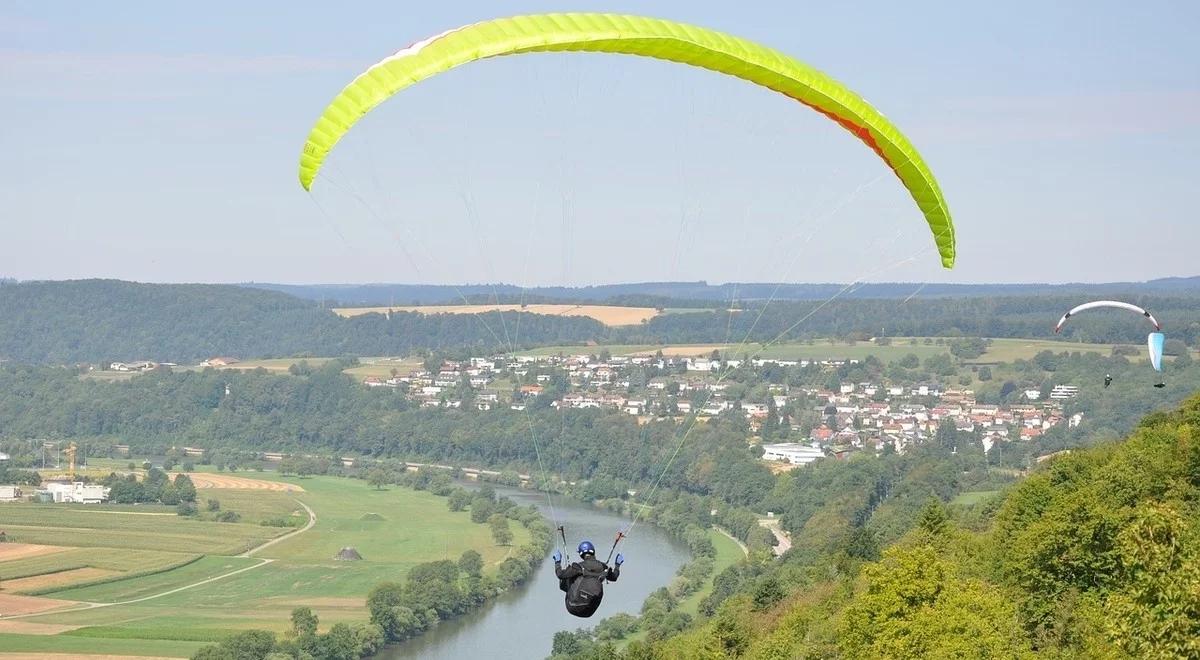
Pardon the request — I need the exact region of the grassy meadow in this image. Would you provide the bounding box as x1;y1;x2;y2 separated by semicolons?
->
516;337;1136;364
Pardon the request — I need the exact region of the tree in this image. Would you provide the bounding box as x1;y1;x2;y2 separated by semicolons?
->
489;513;513;546
1105;504;1200;658
917;497;950;537
751;575;786;610
448;488;472;512
316;622;360;660
458;549;484;577
206;498;221;512
290;606;318;638
173;473;197;502
838;545;1030;659
470;497;495;524
368;467;389;490
978;365;993;381
1163;338;1189;356
191;629;277;660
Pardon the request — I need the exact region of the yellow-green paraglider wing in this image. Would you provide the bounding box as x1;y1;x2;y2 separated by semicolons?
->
299;13;956;268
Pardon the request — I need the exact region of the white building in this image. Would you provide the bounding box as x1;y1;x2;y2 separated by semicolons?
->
760;443;825;465
43;482;110;504
1050;385;1079;400
0;485;22;502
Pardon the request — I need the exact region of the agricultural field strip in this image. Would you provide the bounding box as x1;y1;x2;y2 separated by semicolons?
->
0;526;274;555
331;304;661;326
5;500;316;620
0;549;194;581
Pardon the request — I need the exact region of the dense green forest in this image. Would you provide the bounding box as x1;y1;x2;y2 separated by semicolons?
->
632;295;1200;347
3;280;1200;364
0;280;601;364
549;393;1200;659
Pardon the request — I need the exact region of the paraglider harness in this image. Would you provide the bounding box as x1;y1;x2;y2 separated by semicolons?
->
556;527;624;618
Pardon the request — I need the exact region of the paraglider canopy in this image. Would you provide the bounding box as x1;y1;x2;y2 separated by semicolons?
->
1147;332;1165;373
1054;300;1161;334
297;13;956;268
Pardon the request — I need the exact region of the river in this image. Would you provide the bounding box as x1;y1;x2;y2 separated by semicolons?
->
377;487;691;659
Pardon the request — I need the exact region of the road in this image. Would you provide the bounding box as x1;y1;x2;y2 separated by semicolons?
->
7;499;316;620
758;518;792;556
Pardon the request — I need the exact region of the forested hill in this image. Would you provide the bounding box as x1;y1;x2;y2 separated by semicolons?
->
247;276;1200;306
0;280;602;364
606;394;1200;659
5;279;1200;364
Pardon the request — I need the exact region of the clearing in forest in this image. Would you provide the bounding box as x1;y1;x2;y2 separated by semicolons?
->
333;303;661;326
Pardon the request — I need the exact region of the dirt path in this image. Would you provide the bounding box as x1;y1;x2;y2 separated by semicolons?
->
6;499;317;620
241;499;316;557
758;519;792;556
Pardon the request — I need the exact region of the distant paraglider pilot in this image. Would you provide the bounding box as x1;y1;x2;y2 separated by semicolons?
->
553;541;622;618
1104;374;1113;389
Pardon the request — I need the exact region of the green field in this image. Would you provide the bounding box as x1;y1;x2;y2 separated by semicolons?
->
677;529;746;617
48;555;255;602
950;490;1002;507
0;633;207;657
197;356;421;380
7;473;532;655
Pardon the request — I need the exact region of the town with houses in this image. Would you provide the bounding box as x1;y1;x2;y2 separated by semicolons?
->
360;352;1084;470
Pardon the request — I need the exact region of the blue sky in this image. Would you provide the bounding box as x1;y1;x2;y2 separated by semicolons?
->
2;1;1197;285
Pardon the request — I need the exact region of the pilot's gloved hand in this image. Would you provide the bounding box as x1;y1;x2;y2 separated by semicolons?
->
552;549;562;563
614;553;624;566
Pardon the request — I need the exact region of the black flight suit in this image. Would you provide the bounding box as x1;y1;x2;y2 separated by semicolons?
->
555;556;619;618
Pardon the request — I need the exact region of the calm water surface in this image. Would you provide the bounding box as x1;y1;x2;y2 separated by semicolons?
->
376;487;690;659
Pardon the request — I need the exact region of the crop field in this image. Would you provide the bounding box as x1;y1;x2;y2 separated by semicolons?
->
333;303;662;326
0;548;192;583
188;473;304;493
201;355;422;380
0;505;281;555
8;473;534;655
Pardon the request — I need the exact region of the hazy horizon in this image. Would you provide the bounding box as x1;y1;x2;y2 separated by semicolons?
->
6;274;1200;288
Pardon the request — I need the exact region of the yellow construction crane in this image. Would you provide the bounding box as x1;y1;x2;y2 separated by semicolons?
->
64;442;78;480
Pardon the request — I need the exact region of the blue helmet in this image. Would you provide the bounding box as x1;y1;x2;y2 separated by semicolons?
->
577;540;596;556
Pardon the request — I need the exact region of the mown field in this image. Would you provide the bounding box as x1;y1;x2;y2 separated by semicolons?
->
2;473;531;656
332;304;663;326
193;355;422;380
676;529;745;617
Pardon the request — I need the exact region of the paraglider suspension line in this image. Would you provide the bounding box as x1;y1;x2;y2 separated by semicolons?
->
604;531;626;565
557;525;571;562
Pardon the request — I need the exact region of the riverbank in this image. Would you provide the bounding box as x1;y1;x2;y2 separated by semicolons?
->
377;487;691;659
